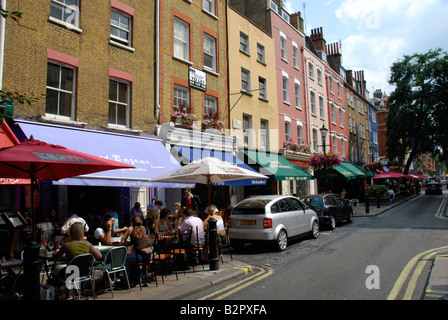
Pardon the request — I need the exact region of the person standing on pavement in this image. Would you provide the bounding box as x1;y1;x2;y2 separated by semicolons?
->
181;188;202;216
130;202;144;221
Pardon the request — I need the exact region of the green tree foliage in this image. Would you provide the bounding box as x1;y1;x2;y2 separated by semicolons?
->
386;49;448;173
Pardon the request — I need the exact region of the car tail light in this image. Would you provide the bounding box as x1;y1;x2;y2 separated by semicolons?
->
321;207;329;214
263;218;272;229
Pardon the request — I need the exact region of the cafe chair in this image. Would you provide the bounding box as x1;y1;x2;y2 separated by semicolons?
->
153;234;176;282
99;246;131;298
218;226;233;263
132;251;158;289
169;230;187;276
66;253;96;300
188;226;205;271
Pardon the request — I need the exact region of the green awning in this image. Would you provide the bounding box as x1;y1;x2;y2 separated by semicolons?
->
243;150;314;181
350;163;373;177
340;163;369;178
318;164;359;180
317;162;370;180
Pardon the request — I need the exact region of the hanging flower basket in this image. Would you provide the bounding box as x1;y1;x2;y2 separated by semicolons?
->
363;162;383;172
309;153;342;170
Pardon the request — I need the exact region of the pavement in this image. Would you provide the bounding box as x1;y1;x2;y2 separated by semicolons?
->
91;193;448;301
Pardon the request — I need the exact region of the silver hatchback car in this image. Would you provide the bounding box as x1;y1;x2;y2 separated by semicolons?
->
228;195;319;251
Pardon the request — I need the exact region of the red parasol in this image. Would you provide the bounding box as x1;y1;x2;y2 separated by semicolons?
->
0;138;135;239
372;171;407;179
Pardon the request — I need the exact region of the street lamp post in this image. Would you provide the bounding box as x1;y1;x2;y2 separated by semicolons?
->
320;124;328;193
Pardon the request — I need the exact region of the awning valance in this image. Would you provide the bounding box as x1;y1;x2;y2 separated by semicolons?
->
17;121;193;188
243;150;314;181
173;146;267;186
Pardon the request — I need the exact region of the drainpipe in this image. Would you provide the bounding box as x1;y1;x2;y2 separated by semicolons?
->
0;0;7;90
154;0;160;124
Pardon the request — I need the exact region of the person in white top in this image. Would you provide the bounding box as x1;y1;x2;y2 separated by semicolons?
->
203;205;226;242
60;208;89;239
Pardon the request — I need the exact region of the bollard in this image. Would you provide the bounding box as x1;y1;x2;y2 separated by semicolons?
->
377;193;381;209
208;217;219;271
365;195;370;214
23;240;41;300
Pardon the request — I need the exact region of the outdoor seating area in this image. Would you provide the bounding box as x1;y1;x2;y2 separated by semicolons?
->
0;220;233;300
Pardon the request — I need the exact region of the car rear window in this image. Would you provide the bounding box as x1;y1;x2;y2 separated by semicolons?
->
301;197;323;207
232;199;270;215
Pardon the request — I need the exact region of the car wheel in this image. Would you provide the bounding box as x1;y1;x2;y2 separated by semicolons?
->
309;220;319;239
329;215;336;230
276;229;288;251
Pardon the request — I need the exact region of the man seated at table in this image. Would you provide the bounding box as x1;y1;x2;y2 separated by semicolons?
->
179;208;205;265
94;213;125;246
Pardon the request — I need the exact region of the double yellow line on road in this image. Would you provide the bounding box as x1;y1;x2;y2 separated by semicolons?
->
387;246;448;300
436;192;448;220
198;265;273;300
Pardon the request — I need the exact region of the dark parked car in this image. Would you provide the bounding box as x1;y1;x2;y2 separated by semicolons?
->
300;194;354;230
425;182;443;195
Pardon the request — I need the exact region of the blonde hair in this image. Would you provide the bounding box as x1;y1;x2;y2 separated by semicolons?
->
70;222;85;241
207;206;216;216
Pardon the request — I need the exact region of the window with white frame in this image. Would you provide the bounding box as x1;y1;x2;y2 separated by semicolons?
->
243;114;253;147
174;17;190;61
310;91;316;115
341;139;345;157
331;104;336;124
317;68;323;85
282;75;289;103
308;61;314;79
50;0;79;28
111;10;132;46
297;124;303;144
174;85;190;108
280;34;287;61
285;119;291;142
295;82;301;109
337;82;341;98
240;32;249;54
46;62;76;119
313;129;318;152
203;0;216;15
258;77;267;100
204;95;217;115
241;68;251;92
329;77;334;93
256;43;266;64
319;96;325;119
333;136;338;154
339;108;344;127
109;79;130;127
292;43;299;69
203;33;216;72
260;119;269;150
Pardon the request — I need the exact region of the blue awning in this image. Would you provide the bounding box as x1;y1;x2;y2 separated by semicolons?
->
17;121;194;188
172;146;267;186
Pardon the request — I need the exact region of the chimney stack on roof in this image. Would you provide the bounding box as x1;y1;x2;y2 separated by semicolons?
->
310;27;326;54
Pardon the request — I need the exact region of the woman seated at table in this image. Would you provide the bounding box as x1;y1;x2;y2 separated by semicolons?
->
52;222;102;276
94;213;121;246
120;215;153;258
203;205;226;242
154;208;175;234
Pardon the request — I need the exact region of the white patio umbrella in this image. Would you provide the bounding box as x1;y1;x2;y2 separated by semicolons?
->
152;156;268;204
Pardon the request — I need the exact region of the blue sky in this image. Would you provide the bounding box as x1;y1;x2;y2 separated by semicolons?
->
284;0;448;96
